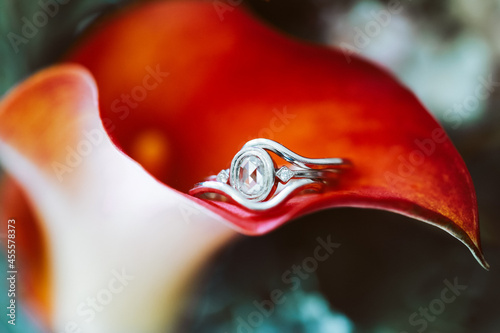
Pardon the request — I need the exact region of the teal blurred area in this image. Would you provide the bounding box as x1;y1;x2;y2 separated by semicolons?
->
0;0;132;96
0;254;46;333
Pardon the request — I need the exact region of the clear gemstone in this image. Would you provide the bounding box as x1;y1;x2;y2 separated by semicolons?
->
216;169;229;183
276;166;293;183
230;147;274;201
238;155;265;196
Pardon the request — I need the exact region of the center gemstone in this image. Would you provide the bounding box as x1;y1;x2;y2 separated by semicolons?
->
230;147;274;201
238;155;265;196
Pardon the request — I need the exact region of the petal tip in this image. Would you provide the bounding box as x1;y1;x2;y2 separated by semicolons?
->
471;246;490;271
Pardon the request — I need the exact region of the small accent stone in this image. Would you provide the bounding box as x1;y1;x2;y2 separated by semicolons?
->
216;169;229;183
276;166;293;183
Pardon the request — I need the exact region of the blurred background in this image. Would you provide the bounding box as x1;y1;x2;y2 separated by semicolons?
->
0;0;499;332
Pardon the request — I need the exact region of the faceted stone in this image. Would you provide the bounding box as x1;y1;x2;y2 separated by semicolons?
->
276;166;293;183
238;155;264;196
216;169;229;183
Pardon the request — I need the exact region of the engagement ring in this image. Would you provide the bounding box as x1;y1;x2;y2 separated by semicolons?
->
189;138;352;211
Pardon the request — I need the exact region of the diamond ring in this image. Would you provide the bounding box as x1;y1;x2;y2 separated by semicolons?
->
189;138;352;211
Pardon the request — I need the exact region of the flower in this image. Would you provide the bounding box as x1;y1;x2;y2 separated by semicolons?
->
0;1;488;332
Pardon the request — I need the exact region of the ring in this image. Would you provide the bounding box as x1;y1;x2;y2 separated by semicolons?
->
189;138;352;211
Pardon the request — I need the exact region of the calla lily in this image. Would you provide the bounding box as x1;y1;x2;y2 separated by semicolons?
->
0;65;236;333
0;1;488;332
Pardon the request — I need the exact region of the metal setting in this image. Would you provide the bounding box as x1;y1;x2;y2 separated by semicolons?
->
189;138;352;212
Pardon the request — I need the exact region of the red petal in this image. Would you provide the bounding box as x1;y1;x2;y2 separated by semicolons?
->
66;1;487;268
0;177;51;323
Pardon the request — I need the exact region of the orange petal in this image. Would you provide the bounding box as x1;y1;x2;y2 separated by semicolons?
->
65;1;488;269
66;1;488;269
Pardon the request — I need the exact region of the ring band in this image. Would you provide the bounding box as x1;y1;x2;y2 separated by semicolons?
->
189;138;352;211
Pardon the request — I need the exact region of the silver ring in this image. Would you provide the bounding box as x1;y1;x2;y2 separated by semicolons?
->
189;138;352;211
